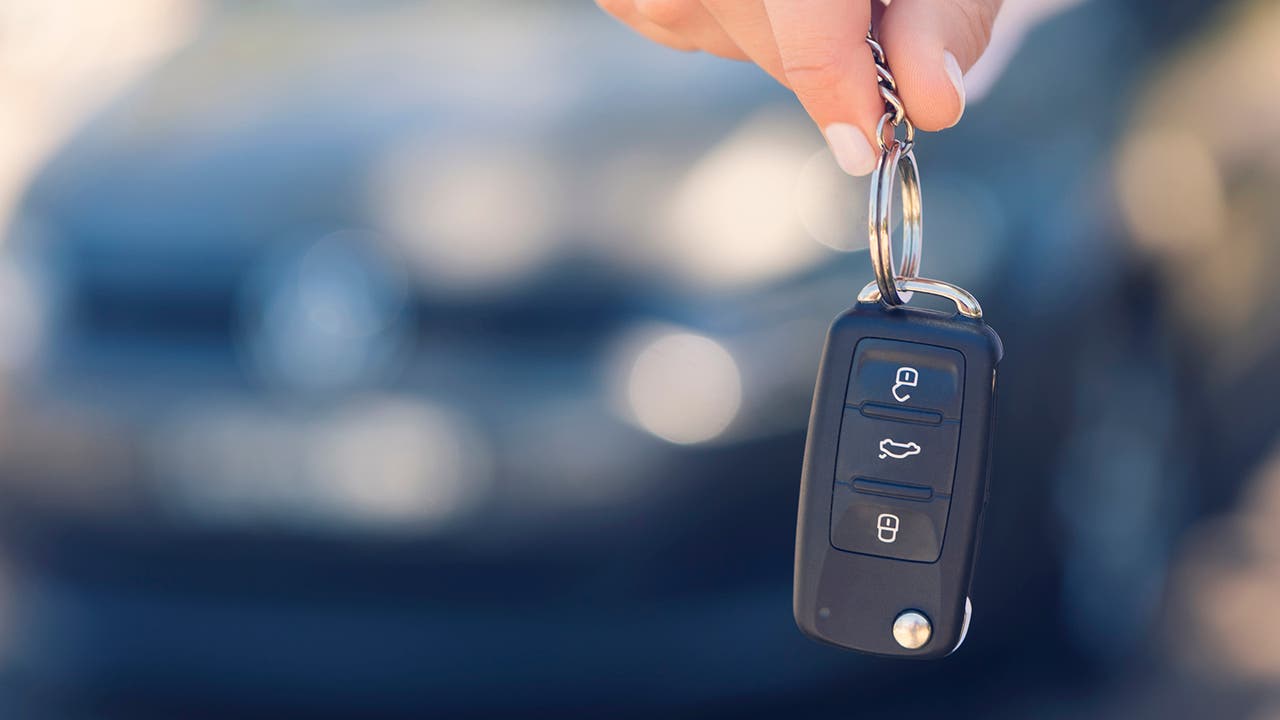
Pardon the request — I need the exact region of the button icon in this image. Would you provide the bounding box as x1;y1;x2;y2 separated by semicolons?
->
877;513;900;543
878;437;922;460
892;366;919;403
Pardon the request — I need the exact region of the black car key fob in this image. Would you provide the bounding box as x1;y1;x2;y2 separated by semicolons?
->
793;299;1002;658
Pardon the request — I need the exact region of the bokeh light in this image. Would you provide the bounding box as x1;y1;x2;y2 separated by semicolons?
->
0;0;200;233
660;111;831;288
1115;127;1225;255
795;146;869;252
614;327;742;445
368;137;562;293
309;396;493;529
149;396;492;532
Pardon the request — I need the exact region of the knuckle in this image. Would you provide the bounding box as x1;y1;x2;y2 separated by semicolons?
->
634;0;693;27
953;0;997;56
779;47;847;94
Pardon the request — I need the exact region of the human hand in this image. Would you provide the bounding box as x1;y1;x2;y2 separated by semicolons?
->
595;0;1003;176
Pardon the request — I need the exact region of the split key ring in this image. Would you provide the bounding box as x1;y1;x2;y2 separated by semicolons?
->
867;136;922;307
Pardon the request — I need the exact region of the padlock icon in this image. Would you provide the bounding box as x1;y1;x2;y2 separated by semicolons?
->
876;513;900;543
892;367;919;402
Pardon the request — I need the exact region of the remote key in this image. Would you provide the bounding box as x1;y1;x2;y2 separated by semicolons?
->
793;300;1002;658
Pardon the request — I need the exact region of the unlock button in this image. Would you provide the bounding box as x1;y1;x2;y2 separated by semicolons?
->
846;339;965;418
830;483;950;562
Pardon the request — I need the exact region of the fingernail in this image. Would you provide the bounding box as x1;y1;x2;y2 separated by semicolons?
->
823;123;876;176
943;51;966;126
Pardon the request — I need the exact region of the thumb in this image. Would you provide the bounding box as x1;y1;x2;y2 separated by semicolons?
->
880;0;1003;131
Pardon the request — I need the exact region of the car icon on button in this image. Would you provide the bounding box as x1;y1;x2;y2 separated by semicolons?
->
878;438;922;460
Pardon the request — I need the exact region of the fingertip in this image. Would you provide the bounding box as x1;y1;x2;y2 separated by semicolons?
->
942;50;966;125
878;48;965;132
823;123;878;177
881;0;996;131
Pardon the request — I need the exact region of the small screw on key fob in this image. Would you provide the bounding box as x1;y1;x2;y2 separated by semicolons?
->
793;299;1002;658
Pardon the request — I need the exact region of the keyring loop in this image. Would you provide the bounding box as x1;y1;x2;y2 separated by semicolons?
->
875;112;915;154
857;276;984;319
868;138;922;306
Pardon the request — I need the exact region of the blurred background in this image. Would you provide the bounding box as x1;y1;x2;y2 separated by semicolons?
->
0;0;1278;717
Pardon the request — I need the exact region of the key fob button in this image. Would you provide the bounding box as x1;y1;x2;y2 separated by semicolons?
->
835;410;961;495
846;339;965;418
829;484;950;562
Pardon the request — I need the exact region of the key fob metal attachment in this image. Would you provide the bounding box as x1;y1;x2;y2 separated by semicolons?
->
793;28;1004;659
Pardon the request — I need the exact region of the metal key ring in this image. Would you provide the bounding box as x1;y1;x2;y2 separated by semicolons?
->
857;276;984;319
868;137;922;306
875;112;915;154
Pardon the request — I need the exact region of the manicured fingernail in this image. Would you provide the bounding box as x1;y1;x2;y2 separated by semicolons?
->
823;123;876;176
943;50;966;126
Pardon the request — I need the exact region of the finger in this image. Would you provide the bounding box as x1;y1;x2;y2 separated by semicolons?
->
596;0;698;52
698;0;787;85
634;0;749;61
871;0;887;32
880;0;1003;131
763;0;882;176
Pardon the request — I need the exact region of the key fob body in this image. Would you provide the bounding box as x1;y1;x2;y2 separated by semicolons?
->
794;301;1002;658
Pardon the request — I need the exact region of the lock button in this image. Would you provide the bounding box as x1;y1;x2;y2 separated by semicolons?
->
830;483;950;562
846;339;965;419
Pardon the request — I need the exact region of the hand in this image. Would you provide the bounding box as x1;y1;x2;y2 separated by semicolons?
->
595;0;1003;176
